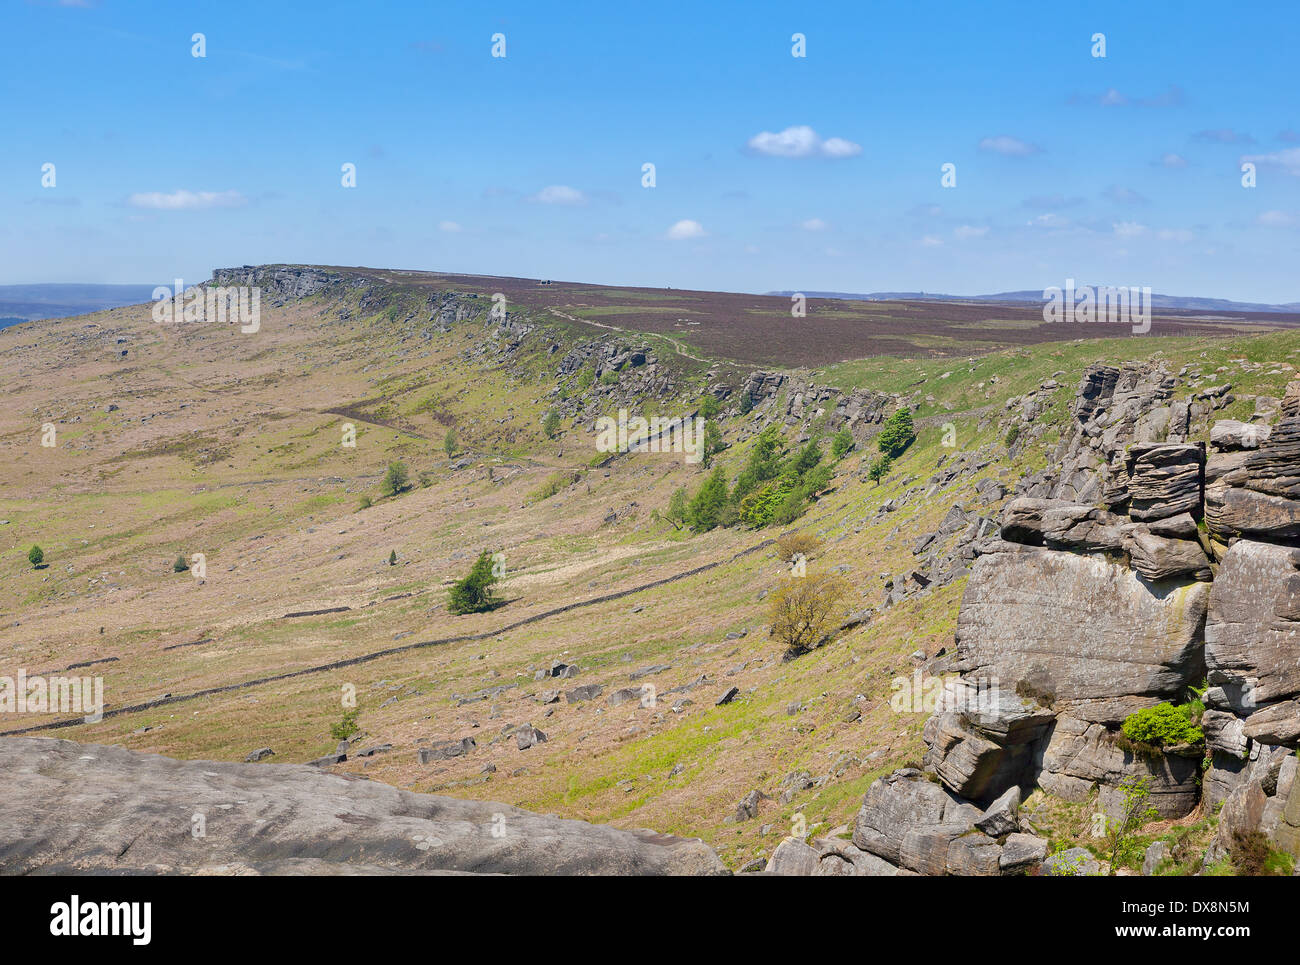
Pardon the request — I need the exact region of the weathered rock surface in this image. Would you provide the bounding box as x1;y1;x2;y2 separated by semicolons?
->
953;546;1208;725
1205;539;1300;725
0;737;726;875
1035;715;1201;819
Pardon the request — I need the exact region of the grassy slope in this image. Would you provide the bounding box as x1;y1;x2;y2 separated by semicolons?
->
1;283;1296;871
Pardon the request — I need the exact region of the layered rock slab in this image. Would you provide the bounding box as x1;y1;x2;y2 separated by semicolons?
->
953;545;1209;725
0;737;726;876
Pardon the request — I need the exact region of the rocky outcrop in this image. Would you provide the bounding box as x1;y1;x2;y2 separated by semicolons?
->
738;371;889;443
822;367;1300;875
953;544;1207;726
210;265;364;303
0;738;726;876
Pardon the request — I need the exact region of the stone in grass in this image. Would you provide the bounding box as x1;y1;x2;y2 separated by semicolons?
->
244;748;275;763
515;725;548;750
566;684;603;703
716;686;740;706
418;737;476;763
733;789;772;822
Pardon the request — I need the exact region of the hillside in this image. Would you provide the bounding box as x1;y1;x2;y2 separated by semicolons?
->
3;264;1299;875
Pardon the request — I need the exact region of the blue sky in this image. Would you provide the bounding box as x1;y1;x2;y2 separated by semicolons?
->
4;0;1299;301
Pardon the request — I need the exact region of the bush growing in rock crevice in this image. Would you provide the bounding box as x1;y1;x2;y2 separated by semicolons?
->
1119;701;1204;750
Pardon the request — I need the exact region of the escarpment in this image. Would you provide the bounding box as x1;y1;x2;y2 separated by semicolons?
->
772;360;1300;875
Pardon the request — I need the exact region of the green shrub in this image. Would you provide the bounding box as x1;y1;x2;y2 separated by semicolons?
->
444;427;458;457
1122;702;1204;747
867;454;893;486
663;487;688;529
542;410;561;438
330;709;360;742
1005;424;1021;448
173;554;188;573
686;467;729;531
699;394;720;419
738;479;794;528
356;494;372;511
380;461;410;497
448;550;502;614
831;428;854;459
877;408;916;458
27;545;44;567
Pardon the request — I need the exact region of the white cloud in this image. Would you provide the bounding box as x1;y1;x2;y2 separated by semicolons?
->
439;221;462;233
1113;221;1148;237
1157;228;1195;242
920;235;944;247
1160;152;1188;168
1241;147;1300;176
665;219;706;240
1257;210;1297;227
1028;213;1070;228
977;135;1041;157
127;189;247;210
746;125;862;159
953;225;988;239
530;185;587;205
801;217;828;232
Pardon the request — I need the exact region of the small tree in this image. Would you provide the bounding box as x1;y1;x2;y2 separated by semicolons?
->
1105;777;1159;874
449;550;502;614
768;572;850;661
739;392;754;415
388;550;397;566
27;545;44;568
542;410;561;438
173;554;188;573
380;461;409;497
444;427;458;458
685;467;728;531
831;428;854;460
775;531;823;565
356;494;372;511
867;454;893;486
877;408;916;458
331;709;360;742
698;394;720;419
663;487;688;529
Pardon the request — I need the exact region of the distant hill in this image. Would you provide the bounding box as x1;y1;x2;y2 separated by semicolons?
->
0;283;160;325
767;289;1300;314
